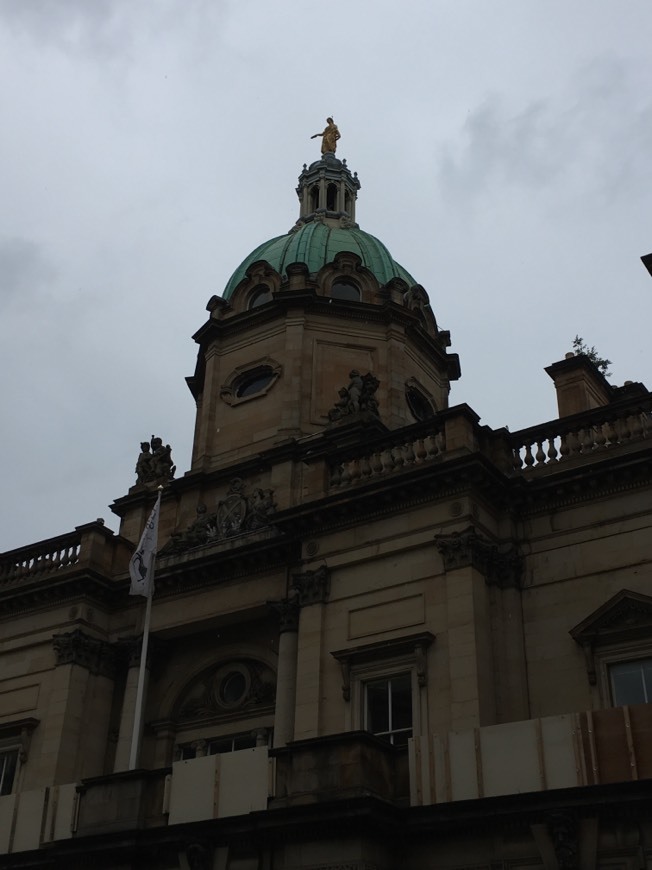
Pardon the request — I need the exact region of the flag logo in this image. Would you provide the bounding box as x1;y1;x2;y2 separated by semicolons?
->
129;492;161;597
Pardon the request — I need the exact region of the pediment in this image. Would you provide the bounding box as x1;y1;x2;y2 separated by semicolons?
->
570;589;652;645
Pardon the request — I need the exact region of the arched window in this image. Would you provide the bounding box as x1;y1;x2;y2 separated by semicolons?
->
310;185;319;212
326;183;338;211
331;279;361;302
248;284;273;309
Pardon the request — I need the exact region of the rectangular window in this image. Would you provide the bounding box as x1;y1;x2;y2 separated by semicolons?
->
364;673;413;746
0;749;19;796
610;658;652;706
179;731;263;760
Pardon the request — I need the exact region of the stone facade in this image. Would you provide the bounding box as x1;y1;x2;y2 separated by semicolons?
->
1;155;651;869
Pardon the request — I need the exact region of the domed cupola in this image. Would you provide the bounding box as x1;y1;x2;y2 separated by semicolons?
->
223;153;415;299
188;133;460;473
295;152;361;226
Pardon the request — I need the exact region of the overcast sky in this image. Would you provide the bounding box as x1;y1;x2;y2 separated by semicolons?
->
2;0;652;551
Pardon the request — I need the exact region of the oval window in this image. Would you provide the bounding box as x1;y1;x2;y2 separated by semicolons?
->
235;366;276;398
219;670;248;705
406;386;434;421
248;285;273;309
331;280;360;302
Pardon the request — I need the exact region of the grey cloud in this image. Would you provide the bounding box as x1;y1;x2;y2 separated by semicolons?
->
437;56;652;209
0;237;57;305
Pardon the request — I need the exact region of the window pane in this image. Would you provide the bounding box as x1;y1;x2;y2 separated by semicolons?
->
390;674;413;731
610;660;651;706
643;661;652;702
0;751;18;796
366;679;390;734
331;280;360;302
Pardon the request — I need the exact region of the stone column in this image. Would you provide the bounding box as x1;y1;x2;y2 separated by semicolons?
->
48;630;117;783
269;595;300;748
435;527;522;731
291;567;331;741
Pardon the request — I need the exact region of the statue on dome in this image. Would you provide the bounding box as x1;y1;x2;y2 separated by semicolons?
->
311;117;340;154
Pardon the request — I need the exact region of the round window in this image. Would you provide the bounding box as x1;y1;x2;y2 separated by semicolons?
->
331;280;361;302
235;366;275;398
248;285;273;309
212;663;251;709
406;386;434;421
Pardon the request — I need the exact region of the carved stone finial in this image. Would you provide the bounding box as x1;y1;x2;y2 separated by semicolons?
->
327;371;380;423
135;435;175;485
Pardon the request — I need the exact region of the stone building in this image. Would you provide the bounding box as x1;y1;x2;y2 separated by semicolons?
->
1;149;652;870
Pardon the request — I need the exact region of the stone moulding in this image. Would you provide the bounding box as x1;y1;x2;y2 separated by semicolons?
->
570;588;652;684
331;631;435;702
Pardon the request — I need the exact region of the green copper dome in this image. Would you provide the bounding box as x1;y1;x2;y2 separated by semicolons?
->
223;221;416;300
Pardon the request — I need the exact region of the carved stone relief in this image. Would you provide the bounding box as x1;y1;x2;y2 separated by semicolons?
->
176;659;276;723
327;370;380;422
160;478;277;556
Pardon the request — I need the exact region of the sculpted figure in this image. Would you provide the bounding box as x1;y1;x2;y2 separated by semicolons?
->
248;488;277;530
150;436;176;481
327;370;380;422
347;369;364;412
360;373;380;414
135;441;154;484
311;117;340;154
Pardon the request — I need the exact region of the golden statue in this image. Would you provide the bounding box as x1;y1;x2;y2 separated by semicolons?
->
311;117;341;154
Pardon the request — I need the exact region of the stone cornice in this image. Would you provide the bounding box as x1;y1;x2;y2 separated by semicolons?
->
0;571;120;617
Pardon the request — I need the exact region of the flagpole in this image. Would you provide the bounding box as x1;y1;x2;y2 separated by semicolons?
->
127;487;162;771
128;576;154;770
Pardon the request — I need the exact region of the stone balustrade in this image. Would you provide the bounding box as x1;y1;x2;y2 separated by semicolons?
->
508;397;652;473
0;531;82;584
0;521;128;586
329;426;446;488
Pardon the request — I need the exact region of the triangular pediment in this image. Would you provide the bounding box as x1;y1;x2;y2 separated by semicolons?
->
570;589;652;644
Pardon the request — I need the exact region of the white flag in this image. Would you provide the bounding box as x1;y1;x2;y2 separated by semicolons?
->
129;491;161;597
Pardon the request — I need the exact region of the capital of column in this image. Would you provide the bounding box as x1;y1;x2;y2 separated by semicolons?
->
52;629;119;678
268;594;301;633
434;525;522;588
